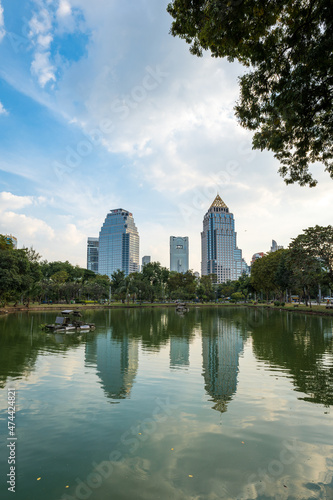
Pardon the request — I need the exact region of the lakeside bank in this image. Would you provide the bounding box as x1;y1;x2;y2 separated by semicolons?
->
1;302;333;318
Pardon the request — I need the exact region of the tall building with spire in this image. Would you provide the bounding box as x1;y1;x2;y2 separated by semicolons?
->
201;194;248;283
98;209;139;278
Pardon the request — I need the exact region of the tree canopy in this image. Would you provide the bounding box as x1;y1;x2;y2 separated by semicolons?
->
167;0;333;186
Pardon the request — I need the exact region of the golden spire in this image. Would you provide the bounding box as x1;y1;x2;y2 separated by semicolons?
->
210;193;228;209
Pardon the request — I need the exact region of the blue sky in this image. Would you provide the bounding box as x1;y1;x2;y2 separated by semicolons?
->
0;0;332;272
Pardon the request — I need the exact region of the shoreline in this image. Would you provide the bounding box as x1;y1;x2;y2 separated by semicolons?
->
1;302;333;317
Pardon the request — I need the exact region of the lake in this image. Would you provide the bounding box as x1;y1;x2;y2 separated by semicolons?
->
0;307;332;500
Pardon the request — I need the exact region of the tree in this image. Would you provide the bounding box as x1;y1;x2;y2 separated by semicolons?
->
167;0;333;186
251;250;287;301
289;225;333;284
288;225;333;305
231;292;245;303
0;246;42;306
141;262;170;302
167;270;197;300
0;235;14;250
217;280;237;299
110;270;127;302
197;274;215;302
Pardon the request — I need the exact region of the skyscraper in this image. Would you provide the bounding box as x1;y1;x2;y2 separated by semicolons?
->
201;194;248;283
170;236;189;273
98;209;139;278
142;255;151;267
87;237;99;273
270;240;283;252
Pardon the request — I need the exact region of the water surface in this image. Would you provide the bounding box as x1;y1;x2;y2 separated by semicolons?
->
0;307;332;499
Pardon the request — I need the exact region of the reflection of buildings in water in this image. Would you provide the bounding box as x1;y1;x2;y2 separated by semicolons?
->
202;319;244;412
170;336;189;368
85;330;139;400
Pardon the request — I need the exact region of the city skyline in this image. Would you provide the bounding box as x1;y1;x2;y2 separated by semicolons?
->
0;1;332;274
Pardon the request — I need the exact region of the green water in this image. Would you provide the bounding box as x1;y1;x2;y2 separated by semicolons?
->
0;307;332;500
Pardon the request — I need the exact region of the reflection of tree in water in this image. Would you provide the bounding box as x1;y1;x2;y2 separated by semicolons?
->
95;307;200;350
199;309;246;413
247;309;333;407
0;313;84;388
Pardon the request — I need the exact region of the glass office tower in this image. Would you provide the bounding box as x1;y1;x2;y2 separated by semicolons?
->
98;209;139;278
87;237;99;273
201;194;248;283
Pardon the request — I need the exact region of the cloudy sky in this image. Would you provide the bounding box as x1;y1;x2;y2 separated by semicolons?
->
0;0;332;272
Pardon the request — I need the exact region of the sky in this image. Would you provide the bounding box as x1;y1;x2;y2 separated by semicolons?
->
0;0;332;273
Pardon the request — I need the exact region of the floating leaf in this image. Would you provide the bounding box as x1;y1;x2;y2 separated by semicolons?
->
37;477;41;481
189;475;193;478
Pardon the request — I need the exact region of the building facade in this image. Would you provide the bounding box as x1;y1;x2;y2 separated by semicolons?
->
98;209;139;278
170;236;189;273
201;195;248;283
270;240;283;252
142;255;151;268
87;237;99;273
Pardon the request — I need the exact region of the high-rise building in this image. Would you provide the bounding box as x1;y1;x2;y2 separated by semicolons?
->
270;240;283;252
170;236;189;273
98;209;139;278
87;237;99;273
201;194;248;283
142;255;151;267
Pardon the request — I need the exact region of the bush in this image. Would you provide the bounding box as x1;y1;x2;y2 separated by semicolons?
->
274;301;280;306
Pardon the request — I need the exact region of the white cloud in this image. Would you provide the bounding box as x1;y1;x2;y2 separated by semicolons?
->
0;1;5;42
28;6;56;87
29;8;52;37
0;192;54;246
0;192;33;210
31;51;56;87
57;0;71;18
0;101;8;115
1;211;55;240
37;33;53;49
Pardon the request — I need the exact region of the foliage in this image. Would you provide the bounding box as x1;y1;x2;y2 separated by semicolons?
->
289;225;333;285
288;227;330;306
167;0;333;186
0;246;42;305
0;235;14;250
251;249;288;301
197;274;216;302
167;270;197;300
230;292;245;302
